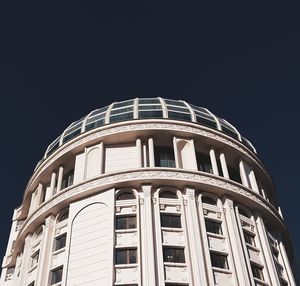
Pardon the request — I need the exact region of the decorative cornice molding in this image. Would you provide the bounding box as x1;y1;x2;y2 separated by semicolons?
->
25;121;271;196
6;169;284;269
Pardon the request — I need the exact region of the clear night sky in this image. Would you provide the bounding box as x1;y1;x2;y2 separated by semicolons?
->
0;1;299;277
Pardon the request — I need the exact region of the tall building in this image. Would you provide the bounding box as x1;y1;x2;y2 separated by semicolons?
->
0;98;296;286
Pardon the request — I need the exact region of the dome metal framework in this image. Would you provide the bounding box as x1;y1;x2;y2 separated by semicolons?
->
45;98;256;158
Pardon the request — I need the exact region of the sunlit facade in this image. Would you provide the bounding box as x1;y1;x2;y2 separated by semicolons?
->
0;98;296;285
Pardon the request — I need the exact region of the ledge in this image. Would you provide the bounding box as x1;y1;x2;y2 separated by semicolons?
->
4;168;286;269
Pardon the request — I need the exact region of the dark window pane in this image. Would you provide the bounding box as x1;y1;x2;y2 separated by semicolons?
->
196;152;213;173
159;191;178;199
117;192;135;200
163;247;185;263
115;249;137;264
110;107;133;115
244;231;255;246
138;111;163;118
138;105;162;110
63;129;81;143
251;263;264;280
155;146;175;168
239;208;251;218
139;98;161;104
228;165;242;183
116;216;137;229
58;210;69;222
168;111;191;121
210;252;229;269
85;118;105;131
51;267;63;284
110;112;133;123
160;214;181;228
221;125;239;139
205;220;222;235
196;116;217;129
54;234;66;251
202;196;217;205
61;169;74;189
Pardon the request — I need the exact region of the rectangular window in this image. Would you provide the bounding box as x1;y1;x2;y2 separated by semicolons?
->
205;219;223;235
116;216;137;230
163;247;185;263
115;249;137;264
155;146;176;168
50;267;63;285
196;152;213;173
243;231;256;246
160;214;182;228
61;169;74;189
210;252;229;269
54;234;67;251
30;251;39;268
251;263;264;280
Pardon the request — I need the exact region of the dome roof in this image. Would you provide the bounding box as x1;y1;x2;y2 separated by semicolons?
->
44;98;256;158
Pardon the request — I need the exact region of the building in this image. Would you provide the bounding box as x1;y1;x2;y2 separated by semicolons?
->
0;98;296;286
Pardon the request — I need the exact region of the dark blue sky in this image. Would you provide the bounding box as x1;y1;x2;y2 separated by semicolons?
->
0;1;299;275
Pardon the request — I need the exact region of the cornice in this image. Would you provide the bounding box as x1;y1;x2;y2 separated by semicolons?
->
4;169;285;268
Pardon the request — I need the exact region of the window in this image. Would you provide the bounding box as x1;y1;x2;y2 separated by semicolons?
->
205;219;222;235
239;208;251;218
243;231;255;246
116;216;137;230
115;249;137;264
61;169;74;189
202;196;217;205
251;263;264;280
30;251;39;268
50;267;63;285
57;209;69;223
210;252;229;269
160;214;181;228
27;282;35;286
159;191;178;199
155;146;175;168
228;165;242;184
196;152;213;173
163;247;185;263
54;234;67;251
116;192;135;200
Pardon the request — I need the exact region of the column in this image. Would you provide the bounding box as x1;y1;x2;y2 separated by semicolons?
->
220;153;229;179
239;160;250;188
18;234;33;286
209;148;219;176
278;235;297;286
254;213;280;285
35;215;56;286
185;188;207;285
49;172;57;196
140;185;156;286
136;138;143;167
148;138;155;167
56;166;64;192
223;197;252;285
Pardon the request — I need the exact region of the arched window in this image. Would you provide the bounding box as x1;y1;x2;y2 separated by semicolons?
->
116;191;135;200
57;209;69;223
202;196;217;205
159;191;178;199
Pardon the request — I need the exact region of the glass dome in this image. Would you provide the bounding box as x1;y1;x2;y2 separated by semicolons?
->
44;98;256;158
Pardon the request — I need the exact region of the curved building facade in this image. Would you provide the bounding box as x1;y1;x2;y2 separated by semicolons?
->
0;98;296;286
